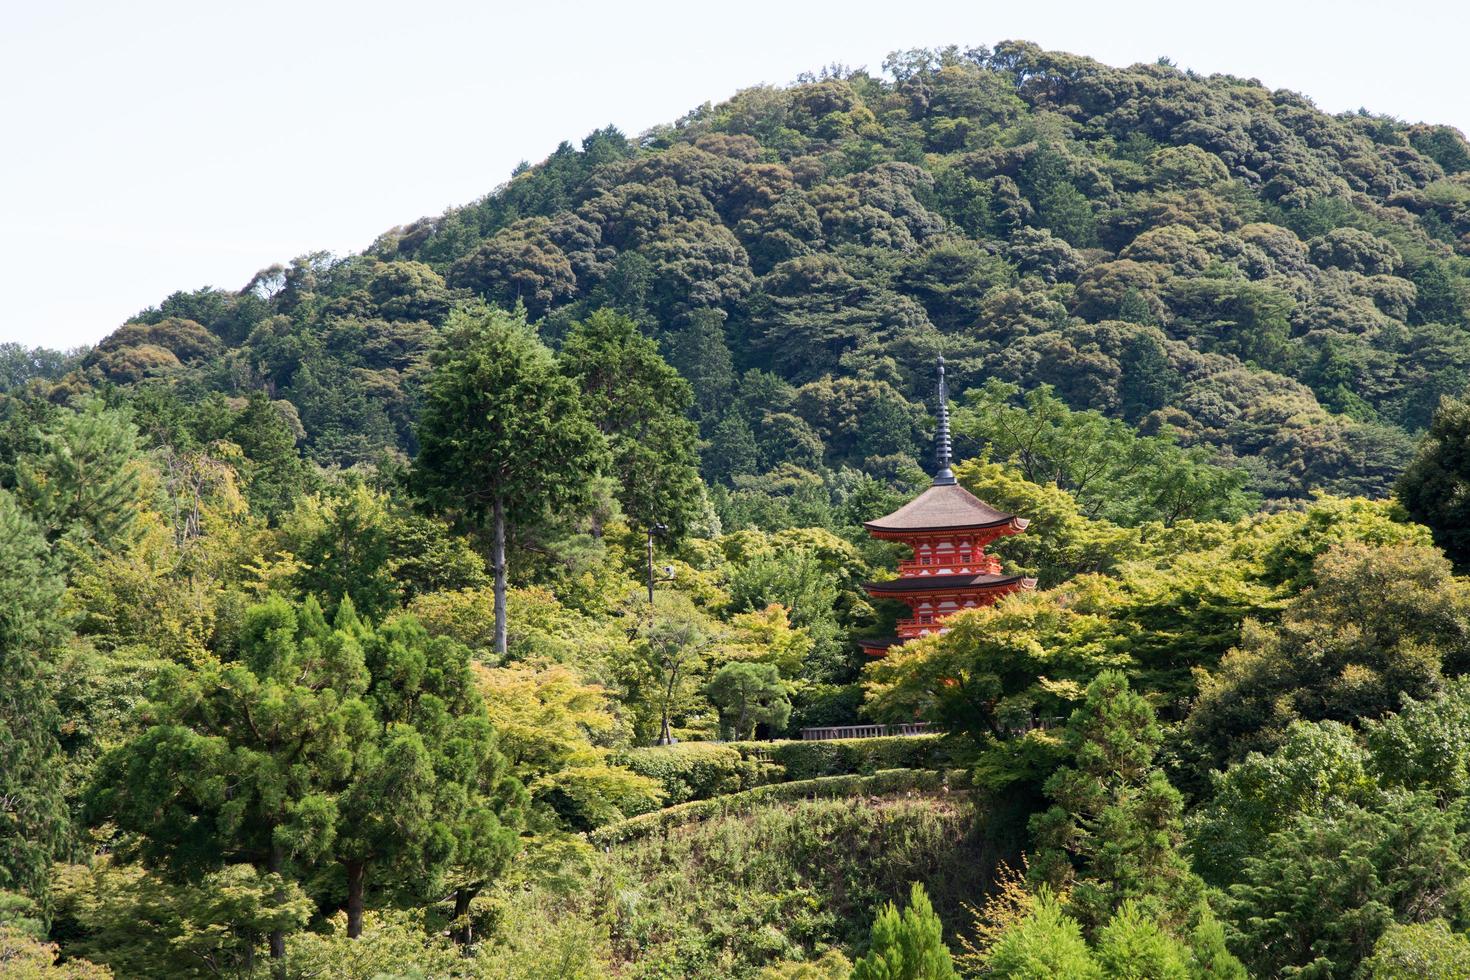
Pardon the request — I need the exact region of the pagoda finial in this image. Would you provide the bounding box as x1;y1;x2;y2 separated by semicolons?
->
934;356;955;485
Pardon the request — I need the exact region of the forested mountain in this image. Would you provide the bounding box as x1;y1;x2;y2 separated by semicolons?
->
7;42;1470;979
12;41;1469;507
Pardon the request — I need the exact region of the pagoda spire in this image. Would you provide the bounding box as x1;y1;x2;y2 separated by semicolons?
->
933;356;955;486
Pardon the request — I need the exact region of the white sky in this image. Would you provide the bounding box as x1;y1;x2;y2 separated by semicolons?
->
2;0;1465;349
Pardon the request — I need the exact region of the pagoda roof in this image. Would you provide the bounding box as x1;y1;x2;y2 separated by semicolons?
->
865;572;1029;594
865;482;1023;533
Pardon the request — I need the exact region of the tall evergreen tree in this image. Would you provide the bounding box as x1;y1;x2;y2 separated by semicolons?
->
851;881;959;980
560;309;703;538
228;390;313;522
0;491;69;907
1029;670;1203;933
412;305;606;654
339;614;523;941
87;596;373;970
14;397;144;564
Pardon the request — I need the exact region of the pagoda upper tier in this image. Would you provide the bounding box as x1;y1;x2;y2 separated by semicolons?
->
858;358;1034;656
864;481;1027;539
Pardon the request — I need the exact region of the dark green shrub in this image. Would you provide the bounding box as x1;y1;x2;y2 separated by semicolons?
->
789;682;866;730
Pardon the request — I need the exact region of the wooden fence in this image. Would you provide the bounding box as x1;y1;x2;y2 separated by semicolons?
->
798;722;936;741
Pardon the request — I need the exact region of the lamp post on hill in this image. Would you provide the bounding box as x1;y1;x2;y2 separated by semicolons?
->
646;522;668;605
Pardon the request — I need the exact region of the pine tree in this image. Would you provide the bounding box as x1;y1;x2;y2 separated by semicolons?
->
1029;670;1203;932
14;397;144;564
559;309;703;538
87;595;374;969
412;305;607;654
982;889;1100;980
228;390;312;522
0;491;69;907
851;882;959;980
342;614;523;942
664;307;735;420
1094;902;1191;979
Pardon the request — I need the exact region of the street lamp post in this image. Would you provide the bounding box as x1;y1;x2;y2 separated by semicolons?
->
646;522;668;606
644;521;678;745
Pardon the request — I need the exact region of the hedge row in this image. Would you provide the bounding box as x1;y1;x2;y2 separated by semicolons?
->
587;768;972;847
616;734;957;808
616;742;779;806
730;734;958;781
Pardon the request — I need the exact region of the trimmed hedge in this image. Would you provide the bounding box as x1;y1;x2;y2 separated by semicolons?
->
730;734;958;780
587;768;972;847
617;735;959;813
616;742;778;806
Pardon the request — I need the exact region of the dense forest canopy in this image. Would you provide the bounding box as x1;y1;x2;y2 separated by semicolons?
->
8;41;1470;507
6;41;1470;979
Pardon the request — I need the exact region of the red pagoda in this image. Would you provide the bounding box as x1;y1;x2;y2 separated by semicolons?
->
858;358;1035;657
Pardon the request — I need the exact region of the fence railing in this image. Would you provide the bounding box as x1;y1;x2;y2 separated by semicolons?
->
798;722;937;741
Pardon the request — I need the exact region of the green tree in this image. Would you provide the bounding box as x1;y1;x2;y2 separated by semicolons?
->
0;924;110;979
1188;720;1377;886
281;483;399;621
727;545;847;681
954;381;1254;527
1366;679;1470;799
1362;920;1470;979
1398;394;1470;567
630;592;715;745
560;308;704;537
14;397;145;566
756;949;853;979
349;615;524;944
87;596;374;969
1186;541;1470;767
226;390;313;522
413;305;607;654
54;860;311;978
1029;671;1203;933
1093;902;1190;979
665;307;736;420
1227;791;1470;978
983;890;1101;979
0;492;69;906
851;882;959;980
707;661;792;739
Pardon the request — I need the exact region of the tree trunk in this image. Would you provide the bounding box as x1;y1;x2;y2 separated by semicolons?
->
493;495;508;656
646;528;655;605
267;841;286;976
346;860;366;939
660;661;678;744
452;886;478;947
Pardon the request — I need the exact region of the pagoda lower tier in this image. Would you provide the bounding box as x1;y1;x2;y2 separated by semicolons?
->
859;571;1036;655
857;483;1035;657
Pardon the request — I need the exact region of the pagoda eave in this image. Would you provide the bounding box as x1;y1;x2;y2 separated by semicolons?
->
864;516;1028;540
863;574;1033;597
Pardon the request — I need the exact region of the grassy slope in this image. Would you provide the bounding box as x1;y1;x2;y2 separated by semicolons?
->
502;792;1007;979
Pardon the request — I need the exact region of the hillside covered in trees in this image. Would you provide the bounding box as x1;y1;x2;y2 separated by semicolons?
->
6;41;1470;979
10;41;1470;506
